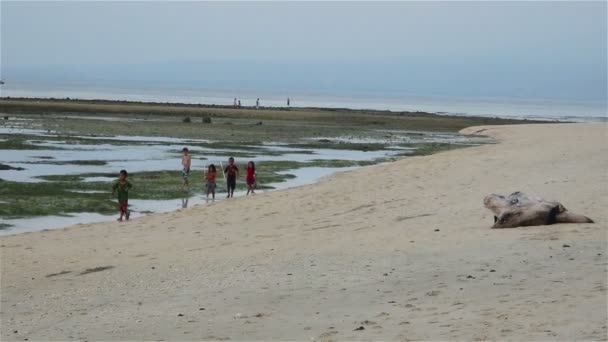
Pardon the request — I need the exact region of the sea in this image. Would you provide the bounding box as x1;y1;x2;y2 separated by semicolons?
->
0;81;606;122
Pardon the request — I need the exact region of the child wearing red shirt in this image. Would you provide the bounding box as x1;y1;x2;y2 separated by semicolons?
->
246;161;257;195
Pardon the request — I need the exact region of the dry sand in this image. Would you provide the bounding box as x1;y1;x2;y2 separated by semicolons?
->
1;123;606;341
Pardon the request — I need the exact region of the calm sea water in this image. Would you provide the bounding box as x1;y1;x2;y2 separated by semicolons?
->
1;81;606;122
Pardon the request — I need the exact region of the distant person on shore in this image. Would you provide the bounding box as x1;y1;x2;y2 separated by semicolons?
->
287;97;290;107
205;164;217;201
181;147;191;190
233;98;237;108
112;169;132;222
245;161;257;195
256;98;260;109
238;100;241;108
224;157;239;198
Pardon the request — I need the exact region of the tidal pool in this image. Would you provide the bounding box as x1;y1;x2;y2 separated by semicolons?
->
0;122;485;234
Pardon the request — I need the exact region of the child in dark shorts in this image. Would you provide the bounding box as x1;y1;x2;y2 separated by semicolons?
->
181;147;191;191
224;157;239;198
112;169;132;222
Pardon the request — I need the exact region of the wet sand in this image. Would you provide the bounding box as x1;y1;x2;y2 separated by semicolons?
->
1;123;606;341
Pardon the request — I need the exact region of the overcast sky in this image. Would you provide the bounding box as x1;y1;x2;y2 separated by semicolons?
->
1;1;606;101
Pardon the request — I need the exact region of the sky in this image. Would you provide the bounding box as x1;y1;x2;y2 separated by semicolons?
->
1;1;607;101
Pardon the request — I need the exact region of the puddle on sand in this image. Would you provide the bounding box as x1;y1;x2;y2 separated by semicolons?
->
66;189;106;194
306;131;489;145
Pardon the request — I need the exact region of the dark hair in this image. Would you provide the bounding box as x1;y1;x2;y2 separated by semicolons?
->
208;164;216;172
228;157;234;162
248;161;255;171
120;169;128;177
182;147;189;152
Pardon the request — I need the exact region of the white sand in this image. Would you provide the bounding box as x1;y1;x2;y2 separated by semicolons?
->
1;123;606;341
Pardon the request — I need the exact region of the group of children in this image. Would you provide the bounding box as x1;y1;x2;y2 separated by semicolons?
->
113;147;257;221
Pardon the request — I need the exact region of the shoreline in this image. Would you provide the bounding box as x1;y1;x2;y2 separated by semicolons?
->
0;165;362;236
1;123;606;340
0;107;500;231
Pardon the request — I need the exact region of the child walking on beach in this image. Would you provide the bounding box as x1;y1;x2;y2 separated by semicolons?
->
246;161;257;195
224;157;239;198
181;147;191;190
205;164;217;201
112;169;132;222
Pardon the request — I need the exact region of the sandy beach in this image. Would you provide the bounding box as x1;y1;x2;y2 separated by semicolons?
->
1;123;606;341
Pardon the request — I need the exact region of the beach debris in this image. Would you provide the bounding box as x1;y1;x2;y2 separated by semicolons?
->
484;192;593;228
434;229;440;232
489;269;496;272
388;301;396;303
199;308;205;311
78;265;114;276
13;330;18;334
426;290;441;296
182;117;191;123
376;312;390;317
234;313;248;319
466;275;475;279
45;270;71;278
254;313;265;318
383;273;388;276
177;313;184;317
360;320;376;325
255;121;263;125
562;244;571;248
354;326;365;331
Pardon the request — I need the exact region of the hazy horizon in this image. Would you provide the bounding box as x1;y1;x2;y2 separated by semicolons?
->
1;1;607;102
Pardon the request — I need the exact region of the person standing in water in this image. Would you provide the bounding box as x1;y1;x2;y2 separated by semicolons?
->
287;97;290;107
224;157;239;198
256;98;260;109
181;147;192;191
